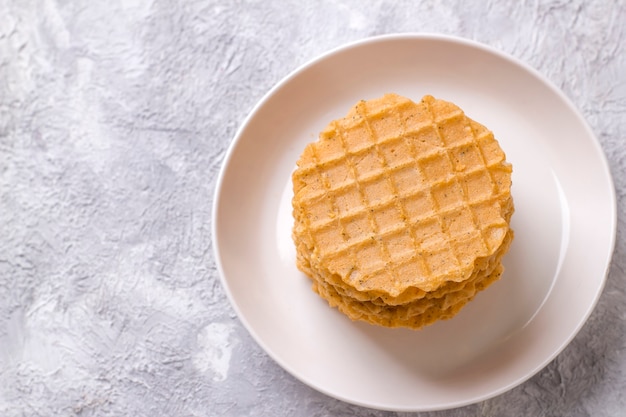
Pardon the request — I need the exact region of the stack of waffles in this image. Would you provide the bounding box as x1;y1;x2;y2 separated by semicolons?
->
292;94;514;329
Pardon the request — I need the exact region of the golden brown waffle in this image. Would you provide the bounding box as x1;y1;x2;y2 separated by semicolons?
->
292;93;513;328
312;263;503;329
309;230;512;329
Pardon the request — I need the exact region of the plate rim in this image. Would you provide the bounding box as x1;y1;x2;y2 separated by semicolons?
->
211;32;617;411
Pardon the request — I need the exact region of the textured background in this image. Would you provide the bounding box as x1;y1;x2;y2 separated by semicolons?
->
1;0;625;416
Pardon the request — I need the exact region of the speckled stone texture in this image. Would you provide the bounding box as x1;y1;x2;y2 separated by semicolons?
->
0;1;624;416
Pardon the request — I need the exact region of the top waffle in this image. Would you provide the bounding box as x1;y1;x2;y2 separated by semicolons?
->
292;93;513;302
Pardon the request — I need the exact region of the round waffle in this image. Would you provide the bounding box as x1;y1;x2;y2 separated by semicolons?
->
292;93;513;329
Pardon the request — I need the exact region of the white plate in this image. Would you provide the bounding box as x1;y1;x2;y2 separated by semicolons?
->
212;34;616;411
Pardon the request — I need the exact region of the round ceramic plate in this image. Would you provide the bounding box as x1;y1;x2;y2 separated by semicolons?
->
212;34;616;411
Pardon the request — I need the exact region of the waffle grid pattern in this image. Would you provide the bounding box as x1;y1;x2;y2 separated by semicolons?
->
294;95;511;294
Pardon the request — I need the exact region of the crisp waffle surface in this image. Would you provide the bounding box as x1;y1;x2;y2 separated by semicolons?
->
310;230;512;329
292;93;513;328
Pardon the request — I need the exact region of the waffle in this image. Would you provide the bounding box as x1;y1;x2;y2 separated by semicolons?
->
309;230;512;328
312;261;504;329
292;93;513;329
